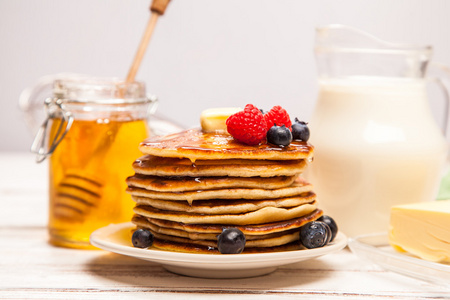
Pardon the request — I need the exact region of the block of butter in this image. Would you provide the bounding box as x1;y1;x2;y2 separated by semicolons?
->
389;200;450;263
200;107;241;132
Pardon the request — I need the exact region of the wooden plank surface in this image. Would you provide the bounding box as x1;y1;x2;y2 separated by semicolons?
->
0;153;449;299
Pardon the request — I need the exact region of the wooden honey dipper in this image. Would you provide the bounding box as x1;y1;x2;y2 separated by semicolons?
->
54;0;172;222
126;0;171;83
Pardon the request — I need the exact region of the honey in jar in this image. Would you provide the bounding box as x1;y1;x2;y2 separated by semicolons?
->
32;77;156;249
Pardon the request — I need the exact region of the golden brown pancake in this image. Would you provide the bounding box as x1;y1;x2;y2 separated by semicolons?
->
132;193;316;215
146;230;300;248
139;128;313;161
150;238;302;254
136;209;323;235
133;201;317;225
133;155;307;178
132;215;299;241
126;174;298;192
127;178;313;204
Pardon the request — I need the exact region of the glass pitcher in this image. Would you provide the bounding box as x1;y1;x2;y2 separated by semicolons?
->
308;25;450;237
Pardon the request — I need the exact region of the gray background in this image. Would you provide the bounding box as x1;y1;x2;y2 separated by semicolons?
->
2;0;450;151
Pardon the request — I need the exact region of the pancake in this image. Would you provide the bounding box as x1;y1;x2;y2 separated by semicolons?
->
151;238;302;254
133;201;317;225
145;230;300;248
133;215;299;240
127;179;313;203
132;193;316;215
133;155;307;178
137;209;323;235
139;128;314;161
126;174;298;192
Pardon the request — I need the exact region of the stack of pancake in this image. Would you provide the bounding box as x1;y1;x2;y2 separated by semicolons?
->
126;128;322;254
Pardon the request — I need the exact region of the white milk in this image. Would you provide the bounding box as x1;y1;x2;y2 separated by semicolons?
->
307;77;448;237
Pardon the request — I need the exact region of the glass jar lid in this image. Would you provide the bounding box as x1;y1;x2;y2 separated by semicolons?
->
53;77;150;105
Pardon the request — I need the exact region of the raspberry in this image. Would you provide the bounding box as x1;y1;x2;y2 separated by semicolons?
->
264;105;292;129
226;104;268;145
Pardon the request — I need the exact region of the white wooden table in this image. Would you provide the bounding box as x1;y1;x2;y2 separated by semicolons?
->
1;152;449;299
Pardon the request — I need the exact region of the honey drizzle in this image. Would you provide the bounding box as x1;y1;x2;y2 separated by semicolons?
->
141;128;312;157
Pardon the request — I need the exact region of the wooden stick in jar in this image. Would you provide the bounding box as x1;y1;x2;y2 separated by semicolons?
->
126;0;171;83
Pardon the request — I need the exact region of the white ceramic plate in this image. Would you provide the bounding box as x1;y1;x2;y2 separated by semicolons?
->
90;222;347;279
348;233;450;286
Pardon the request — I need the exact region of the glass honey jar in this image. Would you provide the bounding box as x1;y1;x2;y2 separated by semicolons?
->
30;77;157;249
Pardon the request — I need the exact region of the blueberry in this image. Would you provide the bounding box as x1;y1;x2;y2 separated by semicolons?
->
323;222;332;244
292;118;310;142
217;228;246;254
132;229;154;248
318;215;338;242
267;125;292;147
299;221;331;249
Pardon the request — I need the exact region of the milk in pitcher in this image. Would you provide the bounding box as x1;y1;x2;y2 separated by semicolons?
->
307;76;448;237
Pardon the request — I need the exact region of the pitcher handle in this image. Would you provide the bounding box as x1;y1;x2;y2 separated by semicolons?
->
428;63;450;139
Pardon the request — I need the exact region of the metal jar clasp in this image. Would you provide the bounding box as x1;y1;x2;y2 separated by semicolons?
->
31;98;73;163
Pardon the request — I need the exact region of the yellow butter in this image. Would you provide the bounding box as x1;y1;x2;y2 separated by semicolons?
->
200;107;241;132
389;200;450;263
